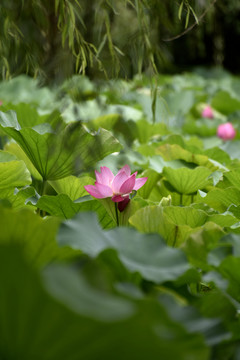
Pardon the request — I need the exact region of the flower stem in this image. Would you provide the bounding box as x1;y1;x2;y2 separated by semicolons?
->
114;202;119;227
37;179;47;217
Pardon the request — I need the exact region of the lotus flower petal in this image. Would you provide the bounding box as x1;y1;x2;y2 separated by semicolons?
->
95;183;113;197
111;171;129;193
119;173;136;194
85;165;148;212
95;166;114;185
116;164;131;177
118;197;130;212
202;105;214;119
112;194;125;202
133;177;148;190
84;185;105;198
217;122;236;140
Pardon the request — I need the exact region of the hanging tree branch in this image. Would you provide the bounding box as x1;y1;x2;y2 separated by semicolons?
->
163;0;217;42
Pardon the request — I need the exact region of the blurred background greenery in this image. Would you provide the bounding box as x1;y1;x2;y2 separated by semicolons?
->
0;0;240;83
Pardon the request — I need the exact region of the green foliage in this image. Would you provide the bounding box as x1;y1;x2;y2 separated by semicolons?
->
0;110;121;180
0;0;219;80
1;71;240;358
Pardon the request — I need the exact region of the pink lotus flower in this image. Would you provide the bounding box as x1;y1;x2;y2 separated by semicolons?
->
202;105;214;119
217;122;236;141
84;165;147;211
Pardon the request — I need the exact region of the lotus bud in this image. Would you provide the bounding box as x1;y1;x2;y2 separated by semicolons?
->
217;122;236;141
202;105;214;119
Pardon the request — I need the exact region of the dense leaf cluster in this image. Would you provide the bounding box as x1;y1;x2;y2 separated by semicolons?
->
0;0;224;80
1;69;240;358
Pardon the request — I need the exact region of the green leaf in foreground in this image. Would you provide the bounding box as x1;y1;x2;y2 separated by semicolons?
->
4;142;42;180
0;244;209;360
0;151;32;205
0;110;121;180
0;153;31;190
57;212;190;283
0;206;77;267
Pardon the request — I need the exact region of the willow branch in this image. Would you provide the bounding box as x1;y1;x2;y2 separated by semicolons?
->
163;0;217;42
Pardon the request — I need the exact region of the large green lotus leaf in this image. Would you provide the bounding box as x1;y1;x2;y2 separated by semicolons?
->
36;194;115;228
224;169;240;190
227;205;240;220
58;212;191;283
149;178;195;206
0;206;77;267
136;134;187;157
0;245;209;360
0;110;121;180
4;142;42;180
49;175;95;201
203;147;231;166
0;186;36;210
36;194;91;218
163;206;208;227
158;135;223;171
207;213;239;228
163;167;212;194
129;205;197;247
156;143;210;167
196;187;240;213
212;91;240;115
0;159;31;190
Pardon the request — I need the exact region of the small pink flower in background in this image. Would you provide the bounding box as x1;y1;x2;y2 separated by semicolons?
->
217;122;236;141
0;100;2;106
202;105;214;119
84;165;147;212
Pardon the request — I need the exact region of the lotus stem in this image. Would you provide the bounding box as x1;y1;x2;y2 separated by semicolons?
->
115;202;119;227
